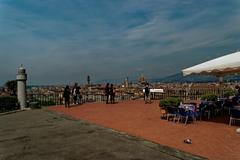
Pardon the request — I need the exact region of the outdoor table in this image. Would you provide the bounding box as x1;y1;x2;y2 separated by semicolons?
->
179;103;196;111
218;98;227;101
233;105;240;110
179;103;198;121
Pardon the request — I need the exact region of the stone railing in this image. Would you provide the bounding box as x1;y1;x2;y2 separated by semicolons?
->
152;88;229;100
27;92;134;107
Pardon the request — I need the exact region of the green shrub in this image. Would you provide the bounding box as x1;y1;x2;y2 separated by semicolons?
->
200;94;218;101
159;97;181;108
0;96;19;111
223;89;235;98
40;100;56;106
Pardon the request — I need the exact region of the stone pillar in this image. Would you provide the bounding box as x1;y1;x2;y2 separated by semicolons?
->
16;65;27;110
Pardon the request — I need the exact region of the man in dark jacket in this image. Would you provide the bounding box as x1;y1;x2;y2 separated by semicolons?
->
63;85;71;108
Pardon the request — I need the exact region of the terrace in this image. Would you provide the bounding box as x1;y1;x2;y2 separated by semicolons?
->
49;99;240;160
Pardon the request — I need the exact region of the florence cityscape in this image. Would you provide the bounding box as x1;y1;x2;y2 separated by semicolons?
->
0;1;240;160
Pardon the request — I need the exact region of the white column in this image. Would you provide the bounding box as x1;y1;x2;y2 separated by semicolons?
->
16;65;27;110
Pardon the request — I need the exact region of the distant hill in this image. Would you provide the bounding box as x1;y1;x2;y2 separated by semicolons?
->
150;73;240;83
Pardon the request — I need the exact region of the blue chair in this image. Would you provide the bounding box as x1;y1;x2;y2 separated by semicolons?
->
188;110;197;122
166;106;178;121
229;109;240;126
177;108;189;125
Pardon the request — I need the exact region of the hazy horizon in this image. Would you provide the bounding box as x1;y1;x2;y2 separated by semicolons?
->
1;0;240;85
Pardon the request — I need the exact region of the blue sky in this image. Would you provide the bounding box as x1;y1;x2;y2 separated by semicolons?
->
0;0;240;85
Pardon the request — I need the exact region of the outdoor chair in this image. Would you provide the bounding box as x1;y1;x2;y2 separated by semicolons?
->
166;106;178;121
160;107;167;119
215;100;224;115
176;108;189;125
199;103;210;120
222;99;233;114
231;96;239;104
208;102;217;117
229;108;240;126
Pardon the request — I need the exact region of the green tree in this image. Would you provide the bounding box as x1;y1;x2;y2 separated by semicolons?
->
5;80;17;96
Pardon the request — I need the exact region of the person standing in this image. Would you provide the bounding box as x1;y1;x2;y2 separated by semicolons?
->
110;84;115;104
63;85;71;108
72;83;78;104
75;85;81;104
105;83;110;104
144;83;150;103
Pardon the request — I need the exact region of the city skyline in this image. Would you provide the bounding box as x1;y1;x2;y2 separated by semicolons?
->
1;0;240;85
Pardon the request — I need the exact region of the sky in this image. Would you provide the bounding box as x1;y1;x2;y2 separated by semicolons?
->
0;0;240;85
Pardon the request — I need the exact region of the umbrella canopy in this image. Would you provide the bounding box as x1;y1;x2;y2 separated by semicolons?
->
182;51;240;77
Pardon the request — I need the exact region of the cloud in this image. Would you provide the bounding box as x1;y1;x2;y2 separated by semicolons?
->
0;0;240;85
123;1;240;55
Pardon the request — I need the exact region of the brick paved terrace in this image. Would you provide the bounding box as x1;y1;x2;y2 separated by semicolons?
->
49;100;240;160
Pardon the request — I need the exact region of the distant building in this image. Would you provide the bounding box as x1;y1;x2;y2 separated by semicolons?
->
87;75;91;85
138;74;146;85
123;77;129;88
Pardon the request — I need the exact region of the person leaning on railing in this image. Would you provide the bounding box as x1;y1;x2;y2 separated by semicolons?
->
110;84;115;104
105;83;110;104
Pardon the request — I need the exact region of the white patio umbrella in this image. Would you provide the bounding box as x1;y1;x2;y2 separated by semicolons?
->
182;51;240;82
183;51;240;131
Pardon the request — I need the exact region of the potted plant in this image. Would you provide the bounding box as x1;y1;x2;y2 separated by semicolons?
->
159;97;181;118
223;89;235;98
200;94;218;102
